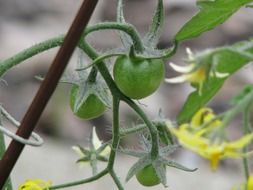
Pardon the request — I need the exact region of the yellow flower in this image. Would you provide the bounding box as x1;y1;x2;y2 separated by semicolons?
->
231;175;253;190
165;48;228;95
191;107;221;128
248;175;253;190
171;124;253;171
190;107;222;136
18;179;51;190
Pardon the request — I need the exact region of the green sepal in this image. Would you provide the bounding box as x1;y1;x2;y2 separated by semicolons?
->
35;72;79;85
160;144;179;155
126;156;152;182
154;120;174;145
96;155;109;162
153;160;167;187
143;0;165;48
76;145;91;155
73;81;111;114
116;0;132;48
160;158;197;172
76;157;90;163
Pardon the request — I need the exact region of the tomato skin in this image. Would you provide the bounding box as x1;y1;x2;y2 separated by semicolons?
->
113;56;165;99
69;85;106;119
136;165;160;186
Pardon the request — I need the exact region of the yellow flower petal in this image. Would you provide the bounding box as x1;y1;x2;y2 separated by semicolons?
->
165;75;188;83
18;179;51;190
186;47;195;61
169;62;195;73
225;134;253;150
191;107;213;127
248;176;253;190
92;127;110;156
72;146;85;157
186;66;206;84
92;127;102;150
170;126;208;152
214;71;229;78
190;107;222;136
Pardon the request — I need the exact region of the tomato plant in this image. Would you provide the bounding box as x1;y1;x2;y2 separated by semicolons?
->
69;85;106;119
113;55;165;99
136;164;161;186
1;0;253;189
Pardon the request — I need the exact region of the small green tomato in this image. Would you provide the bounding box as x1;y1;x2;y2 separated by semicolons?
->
136;164;161;186
113;55;165;99
69;85;106;119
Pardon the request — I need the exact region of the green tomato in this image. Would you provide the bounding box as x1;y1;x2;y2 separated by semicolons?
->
136;164;161;186
113;55;165;99
69;85;106;119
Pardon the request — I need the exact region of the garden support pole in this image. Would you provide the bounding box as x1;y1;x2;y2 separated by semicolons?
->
0;0;98;187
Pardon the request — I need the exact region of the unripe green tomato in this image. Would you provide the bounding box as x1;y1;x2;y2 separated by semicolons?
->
113;55;165;99
136;164;161;186
69;85;106;119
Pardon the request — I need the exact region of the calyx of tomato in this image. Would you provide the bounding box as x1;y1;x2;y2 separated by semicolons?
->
70;80;111;120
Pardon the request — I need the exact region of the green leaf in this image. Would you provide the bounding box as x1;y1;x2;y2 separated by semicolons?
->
175;0;253;42
177;39;253;124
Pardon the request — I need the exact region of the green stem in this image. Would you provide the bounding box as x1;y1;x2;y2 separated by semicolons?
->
0;21;144;78
0;118;13;190
222;90;253;129
242;107;251;182
110;170;124;190
0;35;64;77
87;66;98;83
48;169;108;190
120;124;147;137
79;40;120;95
90;153;98;175
107;97;120;170
107;97;124;189
83;22;144;53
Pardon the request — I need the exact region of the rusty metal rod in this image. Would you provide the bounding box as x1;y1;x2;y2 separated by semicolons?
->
0;0;98;187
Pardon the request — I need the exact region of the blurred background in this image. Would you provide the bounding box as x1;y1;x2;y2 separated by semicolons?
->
1;0;253;189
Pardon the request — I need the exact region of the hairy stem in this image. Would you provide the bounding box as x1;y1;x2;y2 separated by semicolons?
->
0;36;64;77
107;97;120;170
0;21;144;78
87;66;98;83
122;98;159;160
0;134;13;190
242;107;251;182
83;22;144;53
48;168;108;190
110;170;124;190
107;97;124;189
